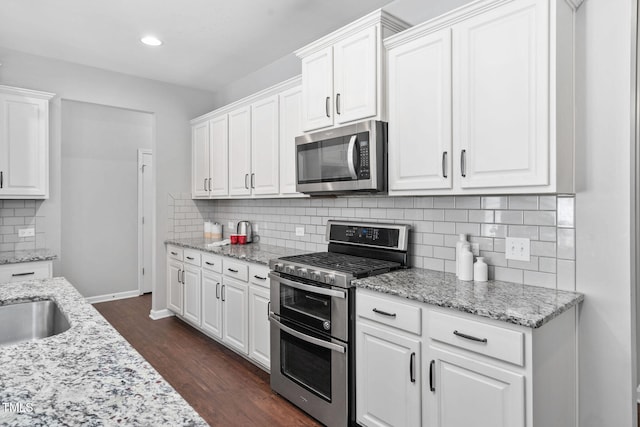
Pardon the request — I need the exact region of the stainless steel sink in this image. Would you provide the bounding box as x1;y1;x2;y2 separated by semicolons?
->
0;300;71;346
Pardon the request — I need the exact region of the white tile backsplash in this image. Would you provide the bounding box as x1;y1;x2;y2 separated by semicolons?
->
0;200;46;252
167;194;577;290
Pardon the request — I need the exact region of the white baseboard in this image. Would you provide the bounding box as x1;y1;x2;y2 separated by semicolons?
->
149;309;174;320
86;290;140;304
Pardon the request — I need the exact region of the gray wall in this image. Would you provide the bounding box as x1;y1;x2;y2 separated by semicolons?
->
61;101;152;298
0;46;216;310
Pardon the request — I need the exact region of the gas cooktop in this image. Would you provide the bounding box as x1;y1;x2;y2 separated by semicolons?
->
277;252;401;278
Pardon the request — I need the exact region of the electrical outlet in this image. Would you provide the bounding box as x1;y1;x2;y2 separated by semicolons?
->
228;221;235;230
505;237;530;261
471;243;480;257
295;227;305;237
18;228;35;238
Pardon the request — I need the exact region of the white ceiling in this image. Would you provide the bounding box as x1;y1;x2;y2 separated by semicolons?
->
0;0;396;92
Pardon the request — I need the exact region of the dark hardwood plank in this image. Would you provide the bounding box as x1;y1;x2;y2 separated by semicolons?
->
94;294;321;427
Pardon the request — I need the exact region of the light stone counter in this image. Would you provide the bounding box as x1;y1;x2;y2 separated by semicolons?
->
353;267;584;328
0;249;57;265
0;277;207;426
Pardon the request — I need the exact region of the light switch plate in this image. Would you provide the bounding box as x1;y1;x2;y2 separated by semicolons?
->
228;221;235;230
18;228;35;237
505;237;530;261
295;227;305;237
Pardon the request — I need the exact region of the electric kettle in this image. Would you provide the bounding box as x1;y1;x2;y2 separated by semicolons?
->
237;220;253;243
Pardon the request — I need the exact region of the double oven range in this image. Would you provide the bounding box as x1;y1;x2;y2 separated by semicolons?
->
268;220;410;426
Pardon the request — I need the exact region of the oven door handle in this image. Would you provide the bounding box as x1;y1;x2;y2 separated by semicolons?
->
269;273;346;299
269;314;346;354
346;134;358;180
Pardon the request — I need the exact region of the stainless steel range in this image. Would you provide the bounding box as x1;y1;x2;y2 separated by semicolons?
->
268;220;410;427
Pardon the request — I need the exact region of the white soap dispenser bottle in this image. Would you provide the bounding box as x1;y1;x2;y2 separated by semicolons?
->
474;257;488;282
459;243;474;281
455;234;468;277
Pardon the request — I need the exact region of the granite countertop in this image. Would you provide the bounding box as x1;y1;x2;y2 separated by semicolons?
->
0;249;57;265
353;268;584;329
165;238;310;265
0;277;207;426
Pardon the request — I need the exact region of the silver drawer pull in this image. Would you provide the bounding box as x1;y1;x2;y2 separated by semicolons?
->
170;251;178;256
227;268;238;273
186;256;194;260
205;262;215;266
453;330;488;343
372;308;397;318
253;275;266;280
12;272;35;277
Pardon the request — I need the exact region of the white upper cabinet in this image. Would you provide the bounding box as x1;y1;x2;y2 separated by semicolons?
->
279;86;304;196
192;121;210;198
209;115;229;197
386;0;576;195
388;28;452;193
0;86;54;199
191;114;228;198
228;105;252;197
251;95;280;196
296;9;410;132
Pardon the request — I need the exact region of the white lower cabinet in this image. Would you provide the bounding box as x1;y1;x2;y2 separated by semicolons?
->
182;265;201;326
221;276;249;354
167;258;183;315
248;285;271;368
356;288;577;427
0;260;53;283
201;270;223;339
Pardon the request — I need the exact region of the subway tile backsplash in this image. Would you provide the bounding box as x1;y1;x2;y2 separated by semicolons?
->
0;200;47;252
167;193;577;291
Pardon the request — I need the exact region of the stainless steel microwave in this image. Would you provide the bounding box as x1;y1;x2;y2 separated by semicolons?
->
295;120;386;195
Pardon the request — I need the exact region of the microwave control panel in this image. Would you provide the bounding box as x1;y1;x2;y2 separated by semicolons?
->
358;134;370;180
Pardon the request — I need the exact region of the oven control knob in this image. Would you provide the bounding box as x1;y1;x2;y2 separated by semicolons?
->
297;268;309;278
284;265;296;274
323;321;331;331
273;263;283;272
310;271;322;281
324;274;335;285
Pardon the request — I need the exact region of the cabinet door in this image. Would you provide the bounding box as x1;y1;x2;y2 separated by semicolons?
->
222;277;249;354
0;94;48;197
228;106;252;196
388;28;452;193
248;285;270;369
182;265;201;326
167;259;183;315
192;121;210;198
301;47;334;131
453;0;549;189
201;271;223;339
209;115;229;197
251;95;279;196
334;26;378;125
356;322;421;427
279;86;303;196
427;346;525;427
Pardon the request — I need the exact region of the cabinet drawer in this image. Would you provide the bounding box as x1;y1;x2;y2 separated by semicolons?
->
183;249;201;267
223;259;249;282
167;246;184;261
429;310;524;366
357;290;422;335
202;253;222;273
0;261;53;283
249;264;270;288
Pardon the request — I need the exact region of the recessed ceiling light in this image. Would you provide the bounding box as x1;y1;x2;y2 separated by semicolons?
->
141;36;162;47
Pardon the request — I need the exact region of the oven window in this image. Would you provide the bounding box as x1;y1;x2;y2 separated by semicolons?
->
281;328;332;402
281;284;331;331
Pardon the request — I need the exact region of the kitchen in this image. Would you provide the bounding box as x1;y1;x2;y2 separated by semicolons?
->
0;0;635;426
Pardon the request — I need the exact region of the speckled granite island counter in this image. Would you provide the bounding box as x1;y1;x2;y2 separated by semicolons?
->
0;249;57;265
353;267;584;328
165;238;309;265
0;277;207;426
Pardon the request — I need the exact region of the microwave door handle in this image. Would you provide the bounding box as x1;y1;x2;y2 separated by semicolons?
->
268;272;346;299
347;135;358;180
269;314;346;354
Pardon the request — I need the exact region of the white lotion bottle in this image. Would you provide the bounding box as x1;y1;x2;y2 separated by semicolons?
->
459;243;474;281
474;257;488;282
455;234;468;277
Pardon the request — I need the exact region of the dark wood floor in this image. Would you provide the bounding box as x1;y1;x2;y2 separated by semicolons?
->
94;294;321;427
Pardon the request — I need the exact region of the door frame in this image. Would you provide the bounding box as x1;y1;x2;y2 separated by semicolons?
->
138;149;153;294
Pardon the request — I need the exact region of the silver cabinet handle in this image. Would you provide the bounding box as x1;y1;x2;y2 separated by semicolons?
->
269;273;346;298
267;301;271;320
336;93;341;115
204;178;207;191
221;284;226;301
453;330;487;343
0;171;3;188
460;149;467;177
227;268;238;273
186;256;194;260
372;308;397;318
410;352;416;383
215;282;220;299
346;135;358;179
12;272;35;277
254;275;266;281
251;173;255;189
244;173;249;189
429;360;436;392
270;313;346;353
205;261;215;266
442;151;448;178
171;251;178;256
177;269;182;284
325;96;330;118
208;177;212;191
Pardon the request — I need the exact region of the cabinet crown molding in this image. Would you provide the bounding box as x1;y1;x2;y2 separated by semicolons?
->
190;75;301;125
295;8;410;58
0;84;55;100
